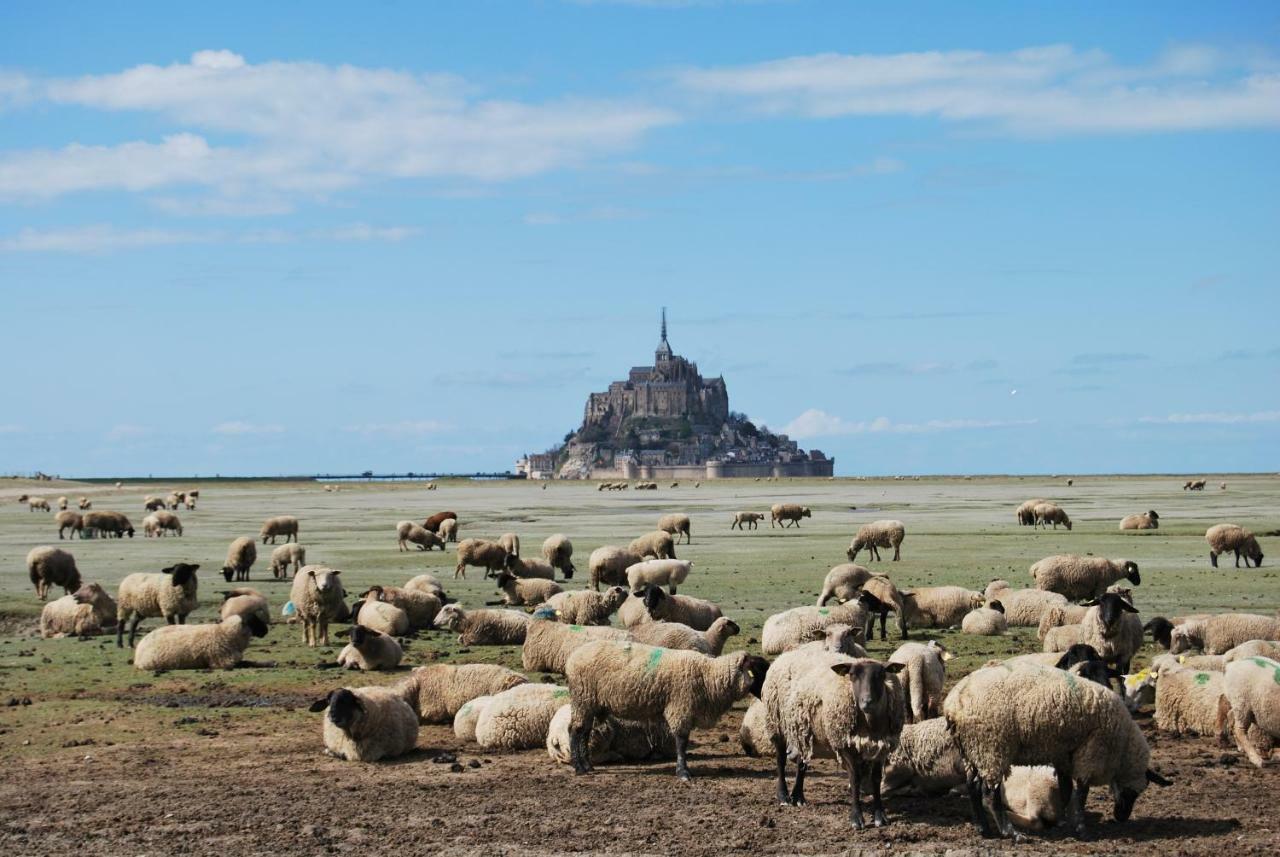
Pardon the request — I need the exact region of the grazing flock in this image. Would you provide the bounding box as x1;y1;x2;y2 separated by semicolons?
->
16;481;1280;842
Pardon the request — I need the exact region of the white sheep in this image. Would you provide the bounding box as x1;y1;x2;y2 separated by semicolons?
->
493;570;562;607
289;565;345;647
1032;502;1072;530
762;595;875;655
543;586;627;625
656;513;692;544
222;536;257;582
437;518;458;542
1119;510;1159;530
961;602;1008;636
770;503;811;528
547;703;675;766
628;530;677;560
474;683;570;751
1170;613;1280;655
394;664;528;723
351;597;410;637
260;515;299;544
309;687;419;762
498;532;521;557
1016;498;1047;526
220;588;270;626
1221;656;1280;767
628;616;740;655
269;543;306;579
39;583;116;638
888;640;952;723
847;520;906;562
901;586;986;629
116;563;200;648
396;521;445;552
133;613;268;671
623;585;723;631
432;603;529;645
338;625;404;671
54;510;83;540
454;538;509;580
1030;555;1140;601
521;608;632;674
1205;524;1264;568
816;563;874;607
731;511;765;530
625;558;692;595
984;579;1068;627
587;545;645;591
541;534;576;579
361;584;441;630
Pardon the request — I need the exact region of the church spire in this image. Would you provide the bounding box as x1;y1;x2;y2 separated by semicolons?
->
660;307;668;345
655;306;672;362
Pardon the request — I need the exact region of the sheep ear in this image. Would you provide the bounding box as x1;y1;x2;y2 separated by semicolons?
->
1119;600;1139;614
884;662;906;674
161;566;175;575
830;662;855;677
1053;653;1073;669
307;696;331;713
1146;769;1172;787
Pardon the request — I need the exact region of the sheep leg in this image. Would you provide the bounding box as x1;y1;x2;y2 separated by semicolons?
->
848;756;866;829
772;735;792;805
965;770;996;837
674;732;692;782
897;610;908;640
570;709;596;774
1066;779;1089;837
1055;766;1074;809
166;615;176;625
669;584;677;595
790;759;808;806
869;761;889;827
1233;709;1267;768
984;780;1014;839
1209;551;1218;568
116;615;127;648
127;615;142;647
892;544;900;561
878;609;888;641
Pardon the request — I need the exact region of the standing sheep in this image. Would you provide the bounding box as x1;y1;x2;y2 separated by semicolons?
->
629;530;677;561
82;510;134;538
847;520;906;562
454;538;509;580
770;503;811;528
397;521;445;552
437;518;459;542
1030;555;1140;601
732;511;765;530
221;536;257;582
1032;502;1072;530
762;594;877;655
56;496;68;510
78;497;92;510
269;543;306;579
1205;524;1264;568
40;583;116;638
861;574;909;641
115;563;200;647
816;563;875;607
1120;511;1160;530
625;558;692;595
289;565;345;647
133;613;268;671
657;513;692;545
587;545;645;591
423;511;457;533
308;687;419;762
541;534;576;579
887;640;952;723
27;546;82;600
498;532;521;557
544;586;628;626
152;510;183;537
1220;656;1280;768
393;663;527;723
1016;499;1047;526
260;515;299;544
54;510;83;540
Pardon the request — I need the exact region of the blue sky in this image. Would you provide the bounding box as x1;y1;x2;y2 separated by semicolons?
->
1;1;1277;476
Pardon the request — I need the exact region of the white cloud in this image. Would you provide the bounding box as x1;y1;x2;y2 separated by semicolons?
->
0;225;212;254
326;223;420;242
212;421;285;435
0;424;24;434
781;408;1037;439
1138;411;1280;426
343;420;452;436
673;44;1280;135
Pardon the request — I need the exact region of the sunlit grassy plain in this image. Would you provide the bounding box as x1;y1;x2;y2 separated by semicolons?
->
1;474;1277;760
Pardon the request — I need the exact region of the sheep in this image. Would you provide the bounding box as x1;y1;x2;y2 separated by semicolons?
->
77;497;91;510
221;536;257;582
260;515;299;544
847;520;906;562
629;530;676;561
152;510;183;537
1205;523;1264;568
901;586;986;629
351;597;410;637
564;640;769;780
39;583;116;638
1041;592;1144;674
761;593;877;655
338;625;404;671
740;699;770;757
881;717;968;797
133;612;268;671
770;503;811;528
289;565;345;647
504;553;557;581
433;603;529;645
422;511;457;532
164;492;181;511
437;518;459;542
625;558;692;595
1016;499;1047;526
498;532;521;557
454;538;509;580
396;521;444;552
521;608;631;673
1002;766;1063;832
26;546;82;600
543;586;628;625
588;545;646;591
308;687;419;762
404;573;447;602
1223;639;1280;664
1032;502;1072;530
474;683;570;751
55;496;67;510
1184;478;1208;491
82;510;134;538
860;574;909;641
393;663;527;723
1220;656;1280;767
183;493;196;510
361;584;441;630
453;696;492;741
1120;510;1159;530
1030;555;1140;601
628;585;723;631
629;616;740;655
141;514;162;538
816;563;874;607
541;534;576;579
657;513;692;544
962;602;1008;636
1170;613;1280;655
1151;653;1225;672
984;579;1068;626
731;511;765;530
888;640;953;723
943;664;1170;839
493;570;563;607
143;496;166;512
269;543;306;579
547;704;675;765
220;588;270;626
115;563;200;647
1152;664;1228;738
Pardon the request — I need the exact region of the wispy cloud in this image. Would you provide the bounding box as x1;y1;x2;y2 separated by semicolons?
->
1071;352;1148;365
212;421;285;435
0;424;24;434
781;408;1037;439
1137;411;1280;426
0;223;420;253
343;420;452;436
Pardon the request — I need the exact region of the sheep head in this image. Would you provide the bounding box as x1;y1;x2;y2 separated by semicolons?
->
310;688;365;732
163;563;199;587
1143;617;1174;650
831;659;905;720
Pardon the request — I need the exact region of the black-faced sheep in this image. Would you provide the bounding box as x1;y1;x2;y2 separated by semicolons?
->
133;612;268;671
222;536;257;582
309;687;419;762
115;563;200;648
1205;524;1264;568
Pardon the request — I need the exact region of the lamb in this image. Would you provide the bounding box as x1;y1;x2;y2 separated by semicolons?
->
1205;524;1264;568
521;608;632;673
474;683;570;751
888;640;953;723
731;511;765;530
1041;592;1144;673
629;530;677;560
587;545;645;591
625;558;692;595
498;532;521;557
1016;499;1047;526
289;565;345;647
901;586;986;629
27;546;82;600
361;584;441;630
761;593;877;655
259;515;299;544
309;687;419;762
1002;766;1064;832
504;553;557;580
547;704;675;765
116;563;200;647
847;520;906;562
541;534;576;579
1152;664;1228;738
437;518;458;542
396;521;444;552
943;664;1170;839
82;510;134;538
39;583;117;638
962;602;1008;635
133;612;269;671
55;510;82;539
77;497;91;510
432;603;530;645
351;597;410;636
543;586;628;625
861;574;909;640
770;503;811;528
221;536;257;582
422;511;457;533
1030;555;1140;601
1220;656;1280;767
493;570;563;607
657;513;692;544
220;588;270;626
628;616;740;655
393;663;527;723
1032;502;1072;530
338;625;404;671
1120;510;1160;530
984;579;1068;626
152;510;183;536
454;538;509;580
628;585;723;631
816;563;874;607
1170;613;1280;655
565;640;769;780
269;543;306;579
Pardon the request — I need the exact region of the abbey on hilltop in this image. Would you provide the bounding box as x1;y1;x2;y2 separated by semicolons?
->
516;310;834;480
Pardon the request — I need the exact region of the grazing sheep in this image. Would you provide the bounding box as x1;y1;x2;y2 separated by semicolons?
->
1153;665;1228;738
26;546;82;600
1184;479;1208;491
338;625;404;671
498;532;521;557
1016;499;1047;526
404;573;447;601
56;496;67;510
437;518;458;542
861;574;909;641
1030;555;1140;601
454;538;509;580
630;585;723;631
657;513;692;544
351;597;410;637
115;563;200;648
141;514;162;538
565;640;768;781
54;510;82;539
816;563;875;607
731;511;765;530
1032;502;1072;530
962;602;1008;636
629;530;677;561
770;503;811;528
625;558;692;595
152;510;182;537
361;584;441;630
183;494;196;510
543;586;627;625
1220;656;1280;767
221;536;257;582
220;588;270;626
1041;592;1144;674
143;496;166;512
888;640;953;723
260;515;299;544
493;570;562;607
82;510;134;538
943;664;1170;839
629;616;740;655
504;554;557;581
762;593;877;655
39;583;117;638
164;493;181;511
133;613;268;671
396;521;444;552
521;608;631;673
422;511;457;533
984;579;1068;627
433;603;529;646
394;664;527;723
1120;511;1160;531
269;543;306;579
848;520;906;562
309;687;419;762
289;565;345;647
547;703;675;765
1170;613;1280;655
474;683;569;751
541;534;576;579
901;586;986;629
1205;524;1264;568
587;545;646;591
78;497;92;510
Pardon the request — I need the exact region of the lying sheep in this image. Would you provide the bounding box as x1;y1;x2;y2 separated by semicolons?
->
962;602;1008;635
474;683;569;751
396;521;444;552
437;518;458;542
629;530;676;561
731;511;765;530
1170;613;1280;655
541;534;576;579
521;608;632;674
260;515;299;544
504;554;557;581
816;563;874;607
901;586;985;629
1030;555;1140;601
55;510;83;540
625;558;692;595
493;570;562;607
543;586;627;625
27;545;82;600
404;572;447;601
221;536;257;582
269;543;306;579
1032;502;1072;530
848;520;906;562
1002;766;1063;832
1153;664;1228;738
338;625;404;671
770;503;811;528
1223;639;1280;664
1220;656;1280;768
547;703;675;766
133;613;268;671
453;696;493;741
629;616;740;655
351;597;410;637
1120;510;1159;531
498;532;521;557
657;513;692;544
116;563;199;648
433;603;529;645
40;583;116;638
394;664;527;723
289;565;345;647
1205;523;1264;568
882;717;968;797
309;687;419;762
220;588;270;626
587;545;645;591
361;584;441;630
984;579;1068;626
762;594;877;656
629;585;723;631
1016;499;1047;526
888;640;952;723
454;538;509;580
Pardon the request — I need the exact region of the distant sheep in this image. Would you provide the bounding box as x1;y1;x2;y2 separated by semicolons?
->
397;521;445;552
259;515;299;544
731;511;765;530
847;520;906;562
770;503;811;528
222;536;257;582
454;538;509;580
438;518;458;542
54;510;83;540
1032;502;1071;530
1205;524;1264;568
657;513;692;544
269;543;306;579
82;511;134;538
422;511;457;533
498;532;521;557
1120;511;1159;530
1016;499;1046;526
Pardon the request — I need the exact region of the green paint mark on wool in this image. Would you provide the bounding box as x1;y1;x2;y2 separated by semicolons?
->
1251;657;1280;684
1194;673;1211;685
1062;670;1079;695
818;609;830;616
569;625;583;632
645;648;663;672
553;689;569;700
